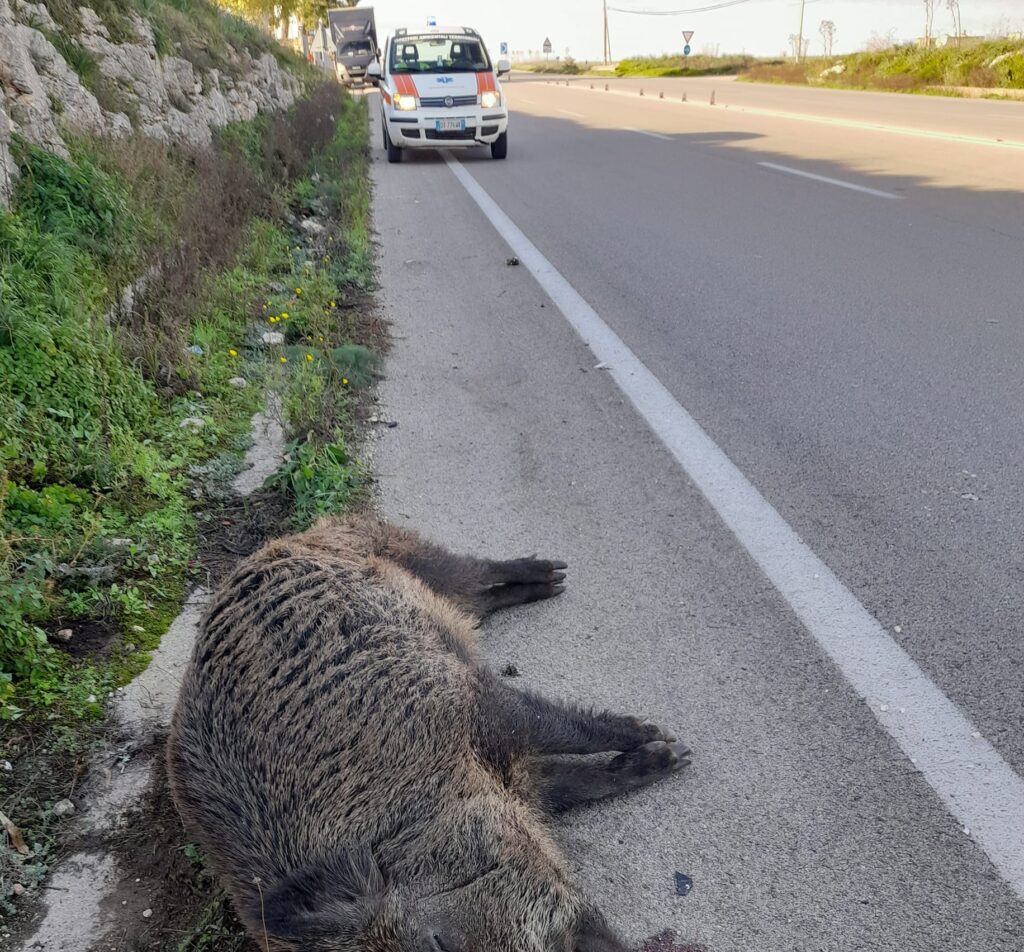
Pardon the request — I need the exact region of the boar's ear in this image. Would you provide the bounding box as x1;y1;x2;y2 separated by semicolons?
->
574;908;628;952
257;845;386;940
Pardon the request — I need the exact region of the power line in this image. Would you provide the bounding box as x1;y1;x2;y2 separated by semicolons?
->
607;0;755;15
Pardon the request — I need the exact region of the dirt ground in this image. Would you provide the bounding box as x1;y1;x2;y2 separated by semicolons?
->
92;744;254;952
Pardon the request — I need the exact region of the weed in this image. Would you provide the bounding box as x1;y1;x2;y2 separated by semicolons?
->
269;433;362;527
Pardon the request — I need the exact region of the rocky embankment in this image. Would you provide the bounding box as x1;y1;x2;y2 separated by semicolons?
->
0;0;301;205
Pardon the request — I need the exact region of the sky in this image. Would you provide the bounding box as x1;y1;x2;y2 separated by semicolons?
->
368;0;1024;60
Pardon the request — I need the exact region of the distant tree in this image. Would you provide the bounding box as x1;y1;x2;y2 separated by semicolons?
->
788;33;809;60
985;14;1019;38
865;28;898;52
819;19;835;56
946;0;962;41
218;0;358;33
923;0;936;44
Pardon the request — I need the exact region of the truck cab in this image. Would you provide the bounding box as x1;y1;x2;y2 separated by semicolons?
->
370;26;511;162
327;5;378;87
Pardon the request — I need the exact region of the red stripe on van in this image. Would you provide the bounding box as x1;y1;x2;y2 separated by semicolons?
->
394;74;417;98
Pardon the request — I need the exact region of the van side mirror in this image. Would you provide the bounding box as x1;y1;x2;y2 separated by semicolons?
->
366;61;382;83
496;59;511;77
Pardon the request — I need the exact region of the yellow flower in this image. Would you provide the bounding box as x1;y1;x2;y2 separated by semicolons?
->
279;356;288;363
282;314;289;321
305;354;314;362
282;312;289;319
317;335;324;342
342;377;349;386
329;301;336;309
228;349;237;357
295;288;302;296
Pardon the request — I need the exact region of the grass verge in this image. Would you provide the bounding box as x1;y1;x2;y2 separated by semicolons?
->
742;40;1024;94
615;54;757;78
0;82;376;930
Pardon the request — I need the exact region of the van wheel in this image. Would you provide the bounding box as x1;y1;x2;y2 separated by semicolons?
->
385;126;403;163
491;132;508;160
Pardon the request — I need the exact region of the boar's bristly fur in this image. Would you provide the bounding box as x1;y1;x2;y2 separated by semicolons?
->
167;516;690;952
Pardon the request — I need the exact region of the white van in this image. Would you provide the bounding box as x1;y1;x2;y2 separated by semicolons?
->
368;27;511;162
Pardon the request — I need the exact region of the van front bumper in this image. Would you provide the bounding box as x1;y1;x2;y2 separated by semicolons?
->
386;109;508;147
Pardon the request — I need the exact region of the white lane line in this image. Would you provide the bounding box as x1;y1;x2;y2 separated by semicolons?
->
442;151;1024;901
516;97;537;105
759;161;903;199
625;127;673;141
557;108;585;118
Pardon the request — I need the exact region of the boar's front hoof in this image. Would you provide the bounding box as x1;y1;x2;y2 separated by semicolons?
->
610;741;692;779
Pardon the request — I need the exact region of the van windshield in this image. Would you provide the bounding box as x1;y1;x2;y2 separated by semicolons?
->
390;34;491;73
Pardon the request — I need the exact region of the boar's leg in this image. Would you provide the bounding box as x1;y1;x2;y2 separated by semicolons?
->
477;677;676;758
384;532;567;618
532;742;691;813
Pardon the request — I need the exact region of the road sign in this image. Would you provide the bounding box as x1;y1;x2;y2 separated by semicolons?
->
683;44;691;56
500;41;508;55
427;15;437;28
542;37;552;54
682;30;694;43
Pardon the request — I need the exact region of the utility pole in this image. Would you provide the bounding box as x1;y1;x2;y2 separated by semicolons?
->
603;0;611;64
796;0;806;62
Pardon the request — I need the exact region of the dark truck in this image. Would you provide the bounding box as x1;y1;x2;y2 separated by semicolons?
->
327;6;377;87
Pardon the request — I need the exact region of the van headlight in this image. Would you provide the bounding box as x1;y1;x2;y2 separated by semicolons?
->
394;92;417;111
480;91;500;109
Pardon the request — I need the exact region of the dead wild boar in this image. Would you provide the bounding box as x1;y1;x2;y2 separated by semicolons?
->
167;516;690;952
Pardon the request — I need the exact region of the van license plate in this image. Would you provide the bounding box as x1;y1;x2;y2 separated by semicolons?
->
435;119;465;132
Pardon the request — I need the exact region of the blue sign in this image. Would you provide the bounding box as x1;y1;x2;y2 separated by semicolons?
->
427;15;437;28
683;44;691;55
500;41;508;55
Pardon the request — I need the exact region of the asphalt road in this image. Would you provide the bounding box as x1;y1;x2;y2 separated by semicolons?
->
369;79;1024;951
